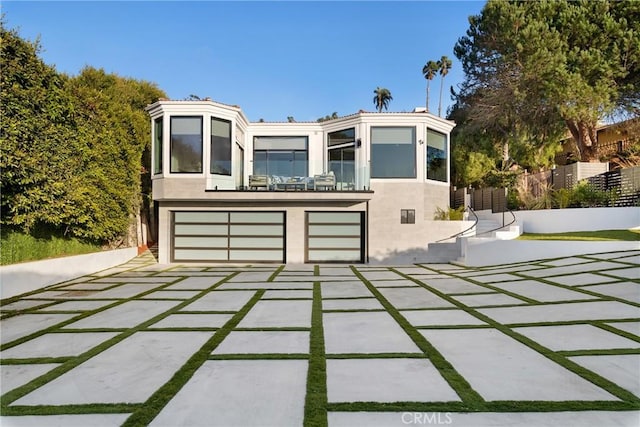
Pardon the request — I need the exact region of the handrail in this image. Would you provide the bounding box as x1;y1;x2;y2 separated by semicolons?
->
475;208;517;237
435;205;478;243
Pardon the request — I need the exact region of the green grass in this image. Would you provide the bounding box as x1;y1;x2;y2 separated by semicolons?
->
517;229;640;241
1;231;102;265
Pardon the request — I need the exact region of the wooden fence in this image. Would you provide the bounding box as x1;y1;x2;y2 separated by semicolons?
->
451;164;640;211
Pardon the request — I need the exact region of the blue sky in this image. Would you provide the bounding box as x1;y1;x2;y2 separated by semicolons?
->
4;1;485;122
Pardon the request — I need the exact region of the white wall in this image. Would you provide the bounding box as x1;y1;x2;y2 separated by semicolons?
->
461;239;639;267
478;207;639;233
1;247;138;299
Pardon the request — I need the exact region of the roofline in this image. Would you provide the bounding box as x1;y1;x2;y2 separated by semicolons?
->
145;99;455;128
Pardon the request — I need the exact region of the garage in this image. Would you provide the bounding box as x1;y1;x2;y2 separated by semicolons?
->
306;211;365;263
172;211;285;263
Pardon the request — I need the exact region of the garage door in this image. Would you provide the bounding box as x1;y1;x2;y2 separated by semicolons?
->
306;212;364;263
172;211;285;262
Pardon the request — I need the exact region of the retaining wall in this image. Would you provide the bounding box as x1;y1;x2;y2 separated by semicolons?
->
0;247;138;299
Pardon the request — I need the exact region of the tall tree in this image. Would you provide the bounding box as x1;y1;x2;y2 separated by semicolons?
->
454;0;640;161
373;87;393;112
422;60;439;112
437;55;452;117
1;21;165;245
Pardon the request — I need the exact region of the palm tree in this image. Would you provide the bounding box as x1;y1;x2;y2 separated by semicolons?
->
373;87;393;112
422;60;439;112
437;55;452;117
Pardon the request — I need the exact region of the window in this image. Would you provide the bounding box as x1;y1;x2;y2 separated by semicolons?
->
171;116;202;173
371;127;416;178
153;117;163;174
234;143;244;189
211;117;231;175
401;209;415;224
426;129;447;182
253;136;308;177
328;128;356;190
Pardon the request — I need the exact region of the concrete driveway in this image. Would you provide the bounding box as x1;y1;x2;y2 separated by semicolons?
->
1;250;639;426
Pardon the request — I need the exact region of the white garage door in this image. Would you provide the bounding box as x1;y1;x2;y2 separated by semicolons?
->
306;212;364;263
172;211;285;262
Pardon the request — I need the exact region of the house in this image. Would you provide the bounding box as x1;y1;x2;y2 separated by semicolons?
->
146;99;462;264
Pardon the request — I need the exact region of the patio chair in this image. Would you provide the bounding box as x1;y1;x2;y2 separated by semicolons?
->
314;173;336;191
249;175;269;190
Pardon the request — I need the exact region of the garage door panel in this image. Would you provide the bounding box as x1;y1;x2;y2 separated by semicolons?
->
230;225;283;236
307;237;361;249
174;224;228;235
174;212;228;223
229;250;284;261
308;225;361;235
306;212;364;263
230;212;283;223
174;249;228;261
308;212;361;223
172;211;284;263
174;236;228;248
308;250;362;262
230;237;284;249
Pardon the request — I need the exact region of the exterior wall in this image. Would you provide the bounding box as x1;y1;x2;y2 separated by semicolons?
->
367;181;457;262
147;100;456;264
157;201;367;264
478;206;640;233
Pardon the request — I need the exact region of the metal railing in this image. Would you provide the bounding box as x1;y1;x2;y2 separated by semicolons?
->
435;206;479;243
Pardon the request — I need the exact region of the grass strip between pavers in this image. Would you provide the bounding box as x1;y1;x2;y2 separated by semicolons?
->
267;265;285;282
121;288;266;426
0;272;240;410
591;322;640;343
1;403;140;416
327;400;639;413
393;267;640;406
350;266;485;406
557;348;640;357
303;281;328;427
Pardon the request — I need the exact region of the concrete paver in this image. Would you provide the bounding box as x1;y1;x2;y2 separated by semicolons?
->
212;331;309;354
0;332;118;359
420;328;618;401
12;331;212;405
1;248;638;426
326;358;460;402
570;354;640;397
149;360;307;427
513;324;640;351
323;312;420;354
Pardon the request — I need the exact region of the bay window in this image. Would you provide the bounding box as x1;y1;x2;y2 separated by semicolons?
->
170;116;202;173
371;127;416;178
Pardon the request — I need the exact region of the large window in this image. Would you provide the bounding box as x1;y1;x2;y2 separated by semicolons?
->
253;136;308;177
153;117;163;175
371;127;416;178
210;117;231;175
170;116;202;173
426;129;447;182
328;128;356;190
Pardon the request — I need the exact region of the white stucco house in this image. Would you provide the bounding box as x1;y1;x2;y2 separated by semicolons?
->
147;99;463;264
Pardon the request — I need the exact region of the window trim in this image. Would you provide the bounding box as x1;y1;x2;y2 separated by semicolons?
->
170;115;203;174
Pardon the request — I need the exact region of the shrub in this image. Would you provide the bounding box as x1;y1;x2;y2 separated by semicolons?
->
434;206;465;220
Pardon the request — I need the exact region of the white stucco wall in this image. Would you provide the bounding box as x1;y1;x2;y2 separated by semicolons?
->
461;239;639;267
1;247;138;299
477;207;639;233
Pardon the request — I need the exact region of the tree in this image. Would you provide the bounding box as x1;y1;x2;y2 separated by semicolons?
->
1;21;166;245
317;112;339;122
437;55;452;117
373;87;393;112
422;60;439;112
454;0;640;161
